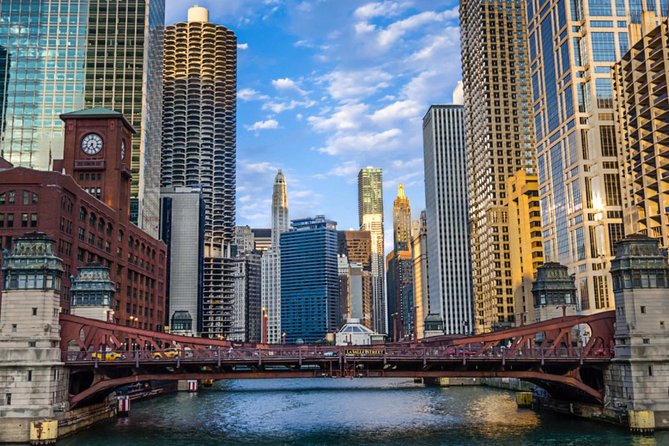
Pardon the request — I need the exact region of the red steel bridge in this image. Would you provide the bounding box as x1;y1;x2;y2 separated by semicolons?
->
60;311;616;408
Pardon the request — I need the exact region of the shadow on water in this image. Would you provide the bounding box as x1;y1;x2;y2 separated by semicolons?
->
57;379;669;446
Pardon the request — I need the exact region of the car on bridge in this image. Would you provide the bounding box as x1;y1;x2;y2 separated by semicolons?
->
91;351;125;361
153;348;181;359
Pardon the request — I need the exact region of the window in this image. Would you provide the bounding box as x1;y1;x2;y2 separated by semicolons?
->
30;213;37;228
22;191;30;205
641;306;646;314
27;370;32;382
8;191;15;204
32;307;37;316
591;32;616;61
11;324;16;333
643;338;650;344
595;78;613;108
28;341;36;347
649;366;653;376
21;213;28;228
5;394;10;406
0;192;5;204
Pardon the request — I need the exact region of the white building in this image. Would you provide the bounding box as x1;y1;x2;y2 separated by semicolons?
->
422;105;473;335
261;170;289;343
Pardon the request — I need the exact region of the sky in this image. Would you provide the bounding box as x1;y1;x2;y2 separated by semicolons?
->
165;0;463;253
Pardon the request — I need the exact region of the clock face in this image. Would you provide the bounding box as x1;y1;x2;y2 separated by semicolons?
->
121;140;126;160
81;133;104;155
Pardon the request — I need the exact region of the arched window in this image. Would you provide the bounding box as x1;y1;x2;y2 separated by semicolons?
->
89;212;96;227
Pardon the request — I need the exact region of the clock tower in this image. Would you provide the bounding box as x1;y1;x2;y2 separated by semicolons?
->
56;108;136;219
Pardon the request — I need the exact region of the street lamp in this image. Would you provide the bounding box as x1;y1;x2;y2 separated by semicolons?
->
282;332;286;345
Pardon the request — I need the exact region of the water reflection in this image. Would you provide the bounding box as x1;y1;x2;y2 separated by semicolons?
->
58;379;669;446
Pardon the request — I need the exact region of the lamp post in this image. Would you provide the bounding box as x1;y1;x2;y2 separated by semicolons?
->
282;332;286;345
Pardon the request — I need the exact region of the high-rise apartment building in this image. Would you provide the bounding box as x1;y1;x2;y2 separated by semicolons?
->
161;6;237;338
527;0;665;313
161;5;236;242
461;0;535;333
506;171;544;324
358;167;386;333
422;105;473;335
281;216;339;344
261;170;289;343
614;13;669;251
0;0;165;235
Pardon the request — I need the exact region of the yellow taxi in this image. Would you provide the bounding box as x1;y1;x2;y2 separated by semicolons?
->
91;351;125;361
153;348;180;359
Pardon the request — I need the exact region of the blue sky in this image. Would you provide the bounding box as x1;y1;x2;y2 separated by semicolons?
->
165;0;463;252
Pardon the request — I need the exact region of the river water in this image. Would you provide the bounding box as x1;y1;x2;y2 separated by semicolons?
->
58;378;667;445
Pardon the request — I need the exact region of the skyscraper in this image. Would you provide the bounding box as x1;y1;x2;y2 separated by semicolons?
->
338;230;374;329
281;216;339;344
358;167;386;333
387;185;414;341
160;186;205;335
262;170;289;343
393;184;412;252
614;13;669;251
461;0;535;333
161;6;237;338
422;105;473;335
411;211;429;339
527;0;665;313
506;171;544;324
0;0;165;236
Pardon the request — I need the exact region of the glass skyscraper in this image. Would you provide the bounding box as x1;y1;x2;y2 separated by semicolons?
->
358;167;386;334
281;216;339;344
527;0;665;313
0;0;165;236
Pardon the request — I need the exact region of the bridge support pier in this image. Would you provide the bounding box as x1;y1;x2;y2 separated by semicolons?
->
604;236;669;432
0;236;69;444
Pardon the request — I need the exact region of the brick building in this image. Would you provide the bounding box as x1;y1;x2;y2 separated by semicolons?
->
0;108;167;331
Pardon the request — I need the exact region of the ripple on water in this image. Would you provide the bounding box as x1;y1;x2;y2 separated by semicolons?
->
56;379;669;446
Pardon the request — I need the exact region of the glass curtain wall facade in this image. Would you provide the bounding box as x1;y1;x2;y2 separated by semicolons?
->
280;216;339;344
358;167;386;333
461;0;536;333
0;1;164;236
422;105;474;335
0;0;89;169
527;0;665;313
84;0;164;235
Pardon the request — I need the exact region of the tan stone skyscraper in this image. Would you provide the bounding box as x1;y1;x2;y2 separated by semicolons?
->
461;0;535;333
358;167;386;333
614;13;669;252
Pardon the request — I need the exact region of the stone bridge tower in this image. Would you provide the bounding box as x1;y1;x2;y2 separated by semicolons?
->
606;235;669;432
0;233;68;442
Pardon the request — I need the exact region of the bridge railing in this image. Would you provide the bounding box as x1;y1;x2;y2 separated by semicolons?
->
62;344;613;364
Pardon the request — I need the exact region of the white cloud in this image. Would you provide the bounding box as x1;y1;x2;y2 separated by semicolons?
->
452;80;464;105
239;160;280;173
392;158;423;169
308;102;368;132
354;1;412;20
323;69;392;101
272;77;307;95
317;128;402;155
369;99;422;125
377;8;459;48
237;43;249;50
262;99;316;113
354;22;376;34
238;88;268;101
246;119;280;131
